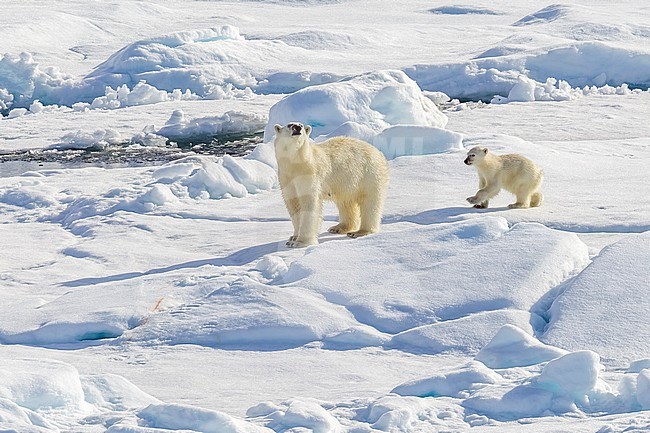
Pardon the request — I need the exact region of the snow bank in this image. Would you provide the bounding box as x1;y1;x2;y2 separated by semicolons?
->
0;26;341;111
0;179;59;209
248;399;342;433
151;159;250;203
512;4;570;26
363;395;467;431
264;70;448;142
0;359;87;412
82;374;160;411
88;81;195;110
492;76;641;104
131;184;179;210
390;310;537;355
405;42;650;101
262;30;363;50
250;396;469;433
138;403;272;433
475;324;568;368
222;155;277;193
153;158;235;200
80;27;255;102
4;23;649;114
155;109;266;143
525;43;650;88
392;362;501;398
255;71;343;95
542;232;650;363
372;125;463;159
535;350;602;400
253;255;289;280
0;88;13;110
48;128;124;150
637;370;650;410
463;331;611;420
127;276;387;350
628;359;650;374
263;70;462;160
150;153;277;201
0;358;164;432
0;52;73;108
0;252;159;345
1;321;127;346
81;26;338;104
7;107;28;118
462;383;554;420
285;217;589;334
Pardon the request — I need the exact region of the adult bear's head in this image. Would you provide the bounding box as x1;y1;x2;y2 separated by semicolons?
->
274;122;313;155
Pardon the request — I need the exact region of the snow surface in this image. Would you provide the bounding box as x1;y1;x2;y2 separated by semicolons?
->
1;0;650;432
542;233;650;365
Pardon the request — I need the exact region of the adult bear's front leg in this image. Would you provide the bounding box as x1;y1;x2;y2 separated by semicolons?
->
281;184;301;246
287;183;322;248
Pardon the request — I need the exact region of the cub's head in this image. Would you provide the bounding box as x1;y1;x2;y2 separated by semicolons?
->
464;146;488;165
273;122;312;153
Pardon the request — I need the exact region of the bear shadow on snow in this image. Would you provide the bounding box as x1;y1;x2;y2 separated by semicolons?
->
61;241;286;287
388;206;507;226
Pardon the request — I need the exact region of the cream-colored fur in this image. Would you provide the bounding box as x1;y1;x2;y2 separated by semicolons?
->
464;146;543;209
274;122;389;248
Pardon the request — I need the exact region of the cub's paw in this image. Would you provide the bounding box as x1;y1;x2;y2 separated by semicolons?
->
507;203;527;209
473;203;488;209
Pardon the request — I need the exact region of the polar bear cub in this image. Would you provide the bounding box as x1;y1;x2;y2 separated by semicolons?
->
464;146;543;209
274;122;389;248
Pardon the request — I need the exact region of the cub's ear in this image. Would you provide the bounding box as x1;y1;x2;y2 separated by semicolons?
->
274;124;282;133
305;125;312;136
482;147;489;154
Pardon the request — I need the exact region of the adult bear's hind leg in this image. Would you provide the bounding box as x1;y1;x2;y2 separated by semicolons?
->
329;200;360;234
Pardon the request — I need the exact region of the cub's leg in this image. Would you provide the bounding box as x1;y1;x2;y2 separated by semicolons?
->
508;184;534;209
467;183;501;207
473;175;489;208
507;195;531;209
530;191;543;207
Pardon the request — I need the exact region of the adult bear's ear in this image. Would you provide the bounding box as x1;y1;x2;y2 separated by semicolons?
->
482;147;489;154
305;125;312;136
274;124;282;133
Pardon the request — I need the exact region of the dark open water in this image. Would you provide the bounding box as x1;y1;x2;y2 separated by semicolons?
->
0;132;263;178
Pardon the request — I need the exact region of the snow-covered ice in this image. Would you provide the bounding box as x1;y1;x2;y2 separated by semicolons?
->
391;361;501;398
264;69;448;143
542;233;650;365
1;0;650;432
475;324;568;369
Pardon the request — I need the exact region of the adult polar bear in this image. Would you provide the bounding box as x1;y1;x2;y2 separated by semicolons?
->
274;122;389;248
